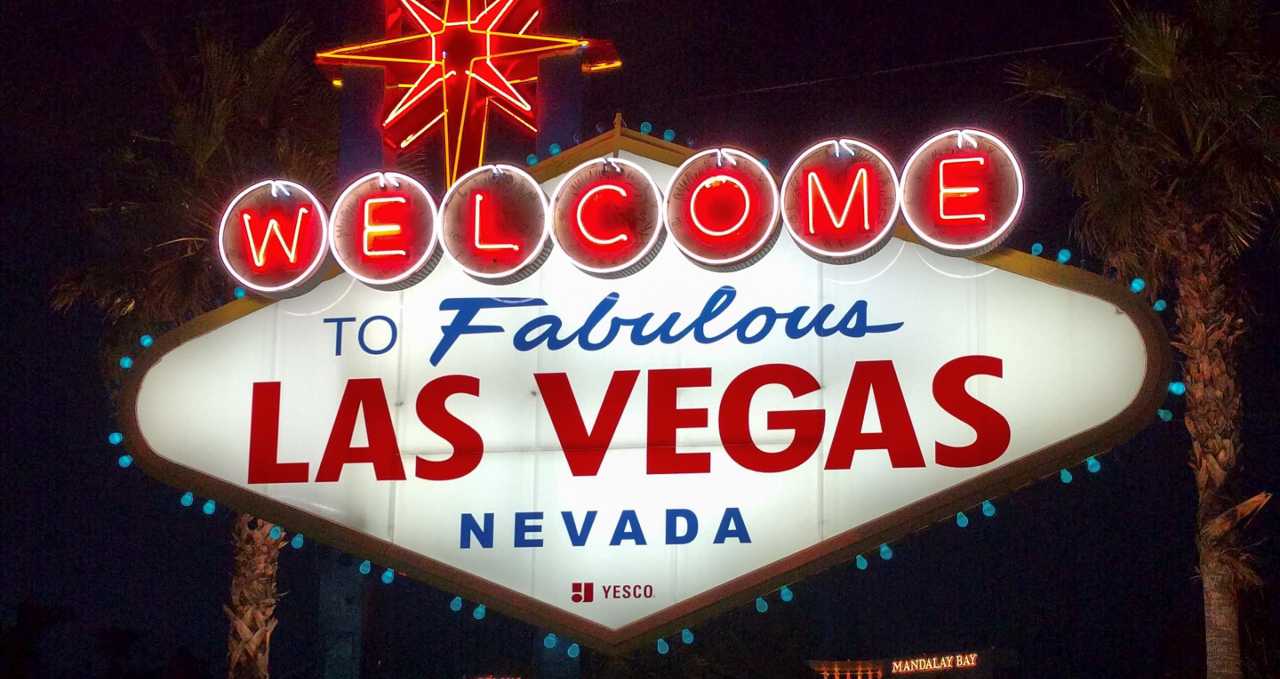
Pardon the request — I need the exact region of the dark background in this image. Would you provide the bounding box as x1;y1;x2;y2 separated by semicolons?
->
3;1;1278;677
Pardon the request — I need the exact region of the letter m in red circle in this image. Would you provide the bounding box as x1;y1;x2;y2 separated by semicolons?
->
571;582;594;603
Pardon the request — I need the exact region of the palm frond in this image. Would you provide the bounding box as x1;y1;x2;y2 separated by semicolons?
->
1117;8;1182;83
1012;0;1280;283
54;17;339;340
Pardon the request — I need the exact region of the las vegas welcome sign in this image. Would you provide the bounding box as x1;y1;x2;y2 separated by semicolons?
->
123;125;1169;653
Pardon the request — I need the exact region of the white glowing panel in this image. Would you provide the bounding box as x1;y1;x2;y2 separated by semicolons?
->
131;150;1162;648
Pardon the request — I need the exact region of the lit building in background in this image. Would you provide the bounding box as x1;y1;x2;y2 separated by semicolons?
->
809;649;1018;678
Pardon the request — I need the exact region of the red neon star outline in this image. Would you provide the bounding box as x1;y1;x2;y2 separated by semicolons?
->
318;0;607;186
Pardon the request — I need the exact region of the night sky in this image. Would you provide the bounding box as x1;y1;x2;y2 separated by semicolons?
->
3;1;1278;677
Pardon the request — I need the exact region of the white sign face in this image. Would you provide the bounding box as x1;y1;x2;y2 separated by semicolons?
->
126;149;1166;652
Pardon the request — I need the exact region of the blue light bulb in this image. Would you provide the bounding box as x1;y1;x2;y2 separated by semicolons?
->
981;500;996;518
202;499;216;515
526;153;538;166
1086;456;1101;473
380;568;394;585
1030;242;1044;256
544;633;558;649
180;491;195;507
1169;381;1186;396
640;121;653;134
108;432;123;446
1056;248;1072;264
879;543;893;560
472;604;486;620
566;643;580;658
359;560;372;575
1129;278;1146;293
681;628;694;645
1157;408;1174;422
549;143;561;155
955;511;969;528
290;534;304;549
117;454;133;468
656;638;670;655
268;526;282;540
1153;299;1167;312
662;129;676;142
855;554;868;570
1059;468;1073;484
139;334;154;348
755;596;768;613
233;287;246;300
119;356;133;369
449;596;463;613
779;585;793;602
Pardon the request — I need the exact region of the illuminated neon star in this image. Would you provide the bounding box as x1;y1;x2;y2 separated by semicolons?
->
318;0;619;186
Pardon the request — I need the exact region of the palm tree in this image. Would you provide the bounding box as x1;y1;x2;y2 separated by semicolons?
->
53;18;338;679
1011;1;1277;676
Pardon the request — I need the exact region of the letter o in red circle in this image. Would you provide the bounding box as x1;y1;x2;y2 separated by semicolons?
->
664;148;779;269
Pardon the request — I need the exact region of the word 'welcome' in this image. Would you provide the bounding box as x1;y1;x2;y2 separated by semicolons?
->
217;129;1023;296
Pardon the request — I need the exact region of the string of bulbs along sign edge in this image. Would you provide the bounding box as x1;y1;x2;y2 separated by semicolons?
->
121;125;1170;653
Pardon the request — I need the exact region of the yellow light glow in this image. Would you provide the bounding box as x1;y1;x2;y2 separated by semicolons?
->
583;59;622;73
402;0;444;29
318;0;619;186
517;10;540;34
316;33;442;66
888;652;979;675
385;66;456;126
399;111;447;149
362;196;409;258
465;66;532;111
488;97;537;133
243;208;308;268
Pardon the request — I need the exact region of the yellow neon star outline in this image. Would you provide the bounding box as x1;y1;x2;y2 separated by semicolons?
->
317;0;582;185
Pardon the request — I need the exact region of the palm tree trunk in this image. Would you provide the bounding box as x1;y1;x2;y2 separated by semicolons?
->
1199;558;1241;679
226;514;285;679
1174;237;1245;679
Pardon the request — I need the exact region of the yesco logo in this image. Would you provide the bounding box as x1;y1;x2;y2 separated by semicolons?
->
571;582;655;603
571;582;593;603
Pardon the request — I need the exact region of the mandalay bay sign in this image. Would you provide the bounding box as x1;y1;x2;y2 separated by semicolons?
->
123;126;1169;652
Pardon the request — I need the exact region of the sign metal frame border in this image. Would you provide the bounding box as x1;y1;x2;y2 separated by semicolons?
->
120;126;1172;655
